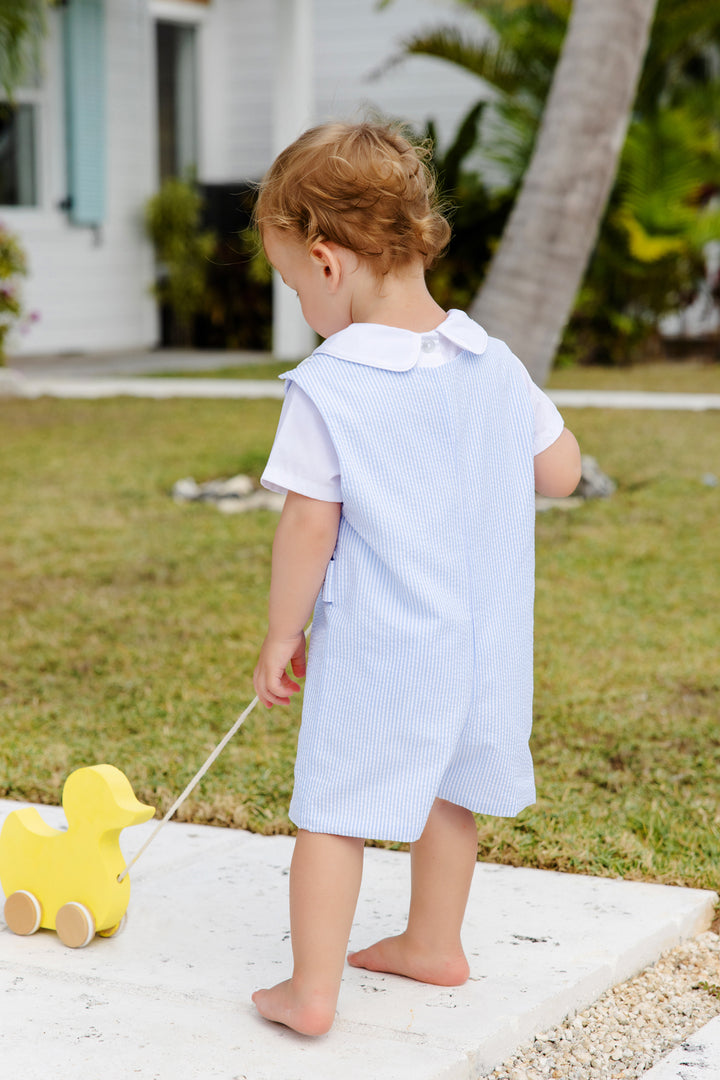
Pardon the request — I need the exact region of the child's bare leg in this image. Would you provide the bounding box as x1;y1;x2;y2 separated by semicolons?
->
348;798;476;986
253;830;364;1035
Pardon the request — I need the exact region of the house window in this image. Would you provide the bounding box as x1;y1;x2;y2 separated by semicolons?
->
0;104;37;206
156;21;198;181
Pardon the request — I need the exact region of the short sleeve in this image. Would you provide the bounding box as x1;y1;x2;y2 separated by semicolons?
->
518;365;565;455
261;381;342;502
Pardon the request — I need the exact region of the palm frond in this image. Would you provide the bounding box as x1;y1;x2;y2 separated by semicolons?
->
373;23;556;103
613;101;720;266
437;100;487;193
403;28;525;95
453;0;569;20
638;0;720;112
477;96;541;185
0;0;47;99
620;109;720;211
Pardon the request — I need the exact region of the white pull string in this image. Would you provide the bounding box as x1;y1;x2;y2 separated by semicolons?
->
118;694;260;883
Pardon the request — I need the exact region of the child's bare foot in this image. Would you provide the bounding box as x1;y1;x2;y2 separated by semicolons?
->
347;932;470;986
252;979;336;1036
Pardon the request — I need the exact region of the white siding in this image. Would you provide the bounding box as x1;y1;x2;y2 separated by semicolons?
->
6;0;489;356
201;0;487;183
199;0;275;180
314;0;485;141
6;0;157;357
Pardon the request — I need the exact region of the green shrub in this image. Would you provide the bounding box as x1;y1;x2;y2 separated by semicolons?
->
144;177;218;345
0;219;31;363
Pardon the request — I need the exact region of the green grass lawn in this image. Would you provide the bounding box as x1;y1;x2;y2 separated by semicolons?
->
148;360;290;381
1;394;718;893
547;357;720;393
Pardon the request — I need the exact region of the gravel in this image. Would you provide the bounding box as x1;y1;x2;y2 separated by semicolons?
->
486;931;720;1080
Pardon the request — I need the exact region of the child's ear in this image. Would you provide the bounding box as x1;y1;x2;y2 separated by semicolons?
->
309;241;343;292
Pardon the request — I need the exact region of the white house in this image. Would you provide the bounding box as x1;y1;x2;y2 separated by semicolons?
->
1;0;485;359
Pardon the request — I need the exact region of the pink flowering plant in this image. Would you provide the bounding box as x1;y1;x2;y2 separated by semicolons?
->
0;220;34;363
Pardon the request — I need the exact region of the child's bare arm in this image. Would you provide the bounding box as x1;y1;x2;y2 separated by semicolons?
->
534;427;582;497
254;492;342;708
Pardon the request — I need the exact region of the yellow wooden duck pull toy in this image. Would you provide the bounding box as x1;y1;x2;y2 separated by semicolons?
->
0;764;155;948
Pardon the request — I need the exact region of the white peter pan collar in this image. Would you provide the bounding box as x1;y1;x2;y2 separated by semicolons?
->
312;309;489;371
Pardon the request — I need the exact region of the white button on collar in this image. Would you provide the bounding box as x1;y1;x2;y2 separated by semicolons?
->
421;335;437;353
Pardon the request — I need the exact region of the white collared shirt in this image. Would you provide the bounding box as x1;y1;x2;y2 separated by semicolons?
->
261;310;563;501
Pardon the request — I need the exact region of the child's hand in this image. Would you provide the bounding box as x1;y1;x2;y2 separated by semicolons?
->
253;631;307;708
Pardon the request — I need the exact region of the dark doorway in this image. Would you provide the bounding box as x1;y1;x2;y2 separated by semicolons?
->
156;21;197;181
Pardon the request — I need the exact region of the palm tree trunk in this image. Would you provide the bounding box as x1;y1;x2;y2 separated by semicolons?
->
469;0;658;384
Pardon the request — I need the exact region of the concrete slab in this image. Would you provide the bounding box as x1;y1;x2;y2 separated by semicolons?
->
548;389;720;412
3;366;720;410
641;1017;720;1080
8;348;270;378
1;799;716;1079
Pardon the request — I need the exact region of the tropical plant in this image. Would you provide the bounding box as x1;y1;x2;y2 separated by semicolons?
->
144;177;218;346
569;6;720;364
0;0;49;100
634;3;720;113
0;219;31;363
378;0;567;190
472;0;660;382
420;103;514;313
566;98;720;364
384;0;720;372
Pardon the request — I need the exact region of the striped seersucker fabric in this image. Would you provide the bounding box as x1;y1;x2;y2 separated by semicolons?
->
285;335;537;842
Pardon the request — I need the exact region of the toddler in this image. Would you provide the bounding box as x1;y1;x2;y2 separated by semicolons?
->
252;121;582;1035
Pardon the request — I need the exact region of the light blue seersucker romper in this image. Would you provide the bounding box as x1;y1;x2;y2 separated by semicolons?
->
279;314;539;843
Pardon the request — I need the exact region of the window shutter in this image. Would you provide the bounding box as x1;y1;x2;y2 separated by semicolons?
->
63;0;106;227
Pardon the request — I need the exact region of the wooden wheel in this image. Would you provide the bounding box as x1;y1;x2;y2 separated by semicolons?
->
56;902;95;948
4;890;42;936
98;914;127;938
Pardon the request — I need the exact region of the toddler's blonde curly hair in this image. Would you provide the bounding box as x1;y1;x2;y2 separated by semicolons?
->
254;121;450;276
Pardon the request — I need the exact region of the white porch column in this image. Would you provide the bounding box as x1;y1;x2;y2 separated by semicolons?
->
271;0;316;361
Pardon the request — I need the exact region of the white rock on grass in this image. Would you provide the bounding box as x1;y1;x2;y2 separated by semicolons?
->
172;474;284;512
